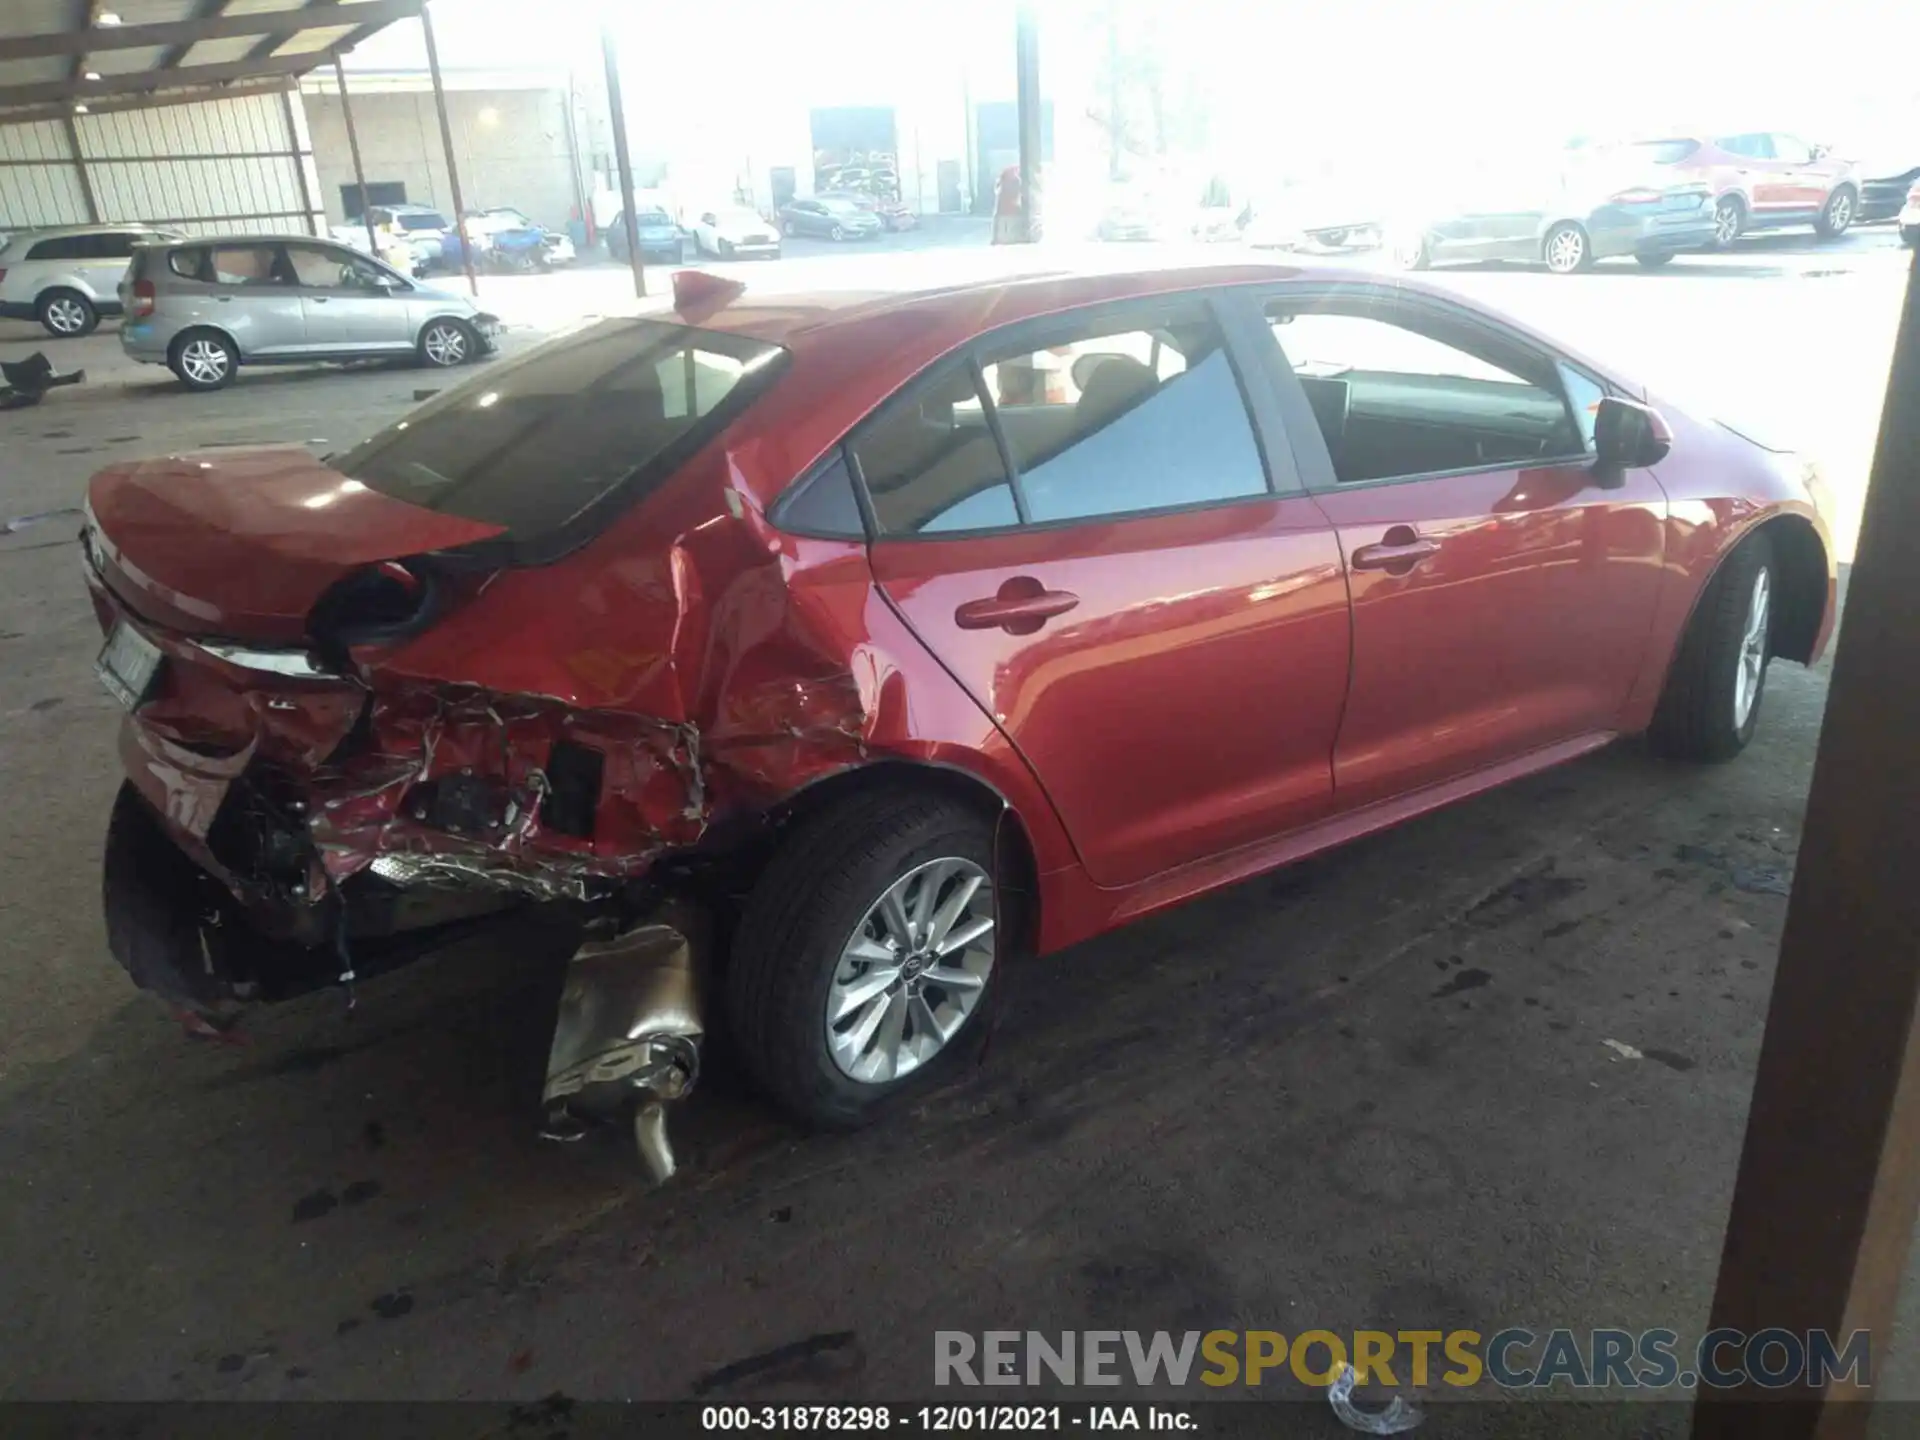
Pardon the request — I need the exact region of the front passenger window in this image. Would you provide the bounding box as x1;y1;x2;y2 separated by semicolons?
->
1268;303;1584;483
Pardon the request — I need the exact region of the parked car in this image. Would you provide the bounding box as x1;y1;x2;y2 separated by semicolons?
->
779;196;883;240
1095;199;1166;241
819;189;917;231
607;203;686;264
1630;134;1860;246
1902;181;1920;246
692;207;782;259
0;223;183;337
1390;148;1718;273
83;261;1832;1138
118;234;499;392
461;207;577;268
1857;160;1920;225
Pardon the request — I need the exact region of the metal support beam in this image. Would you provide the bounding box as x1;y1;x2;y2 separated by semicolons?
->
60;112;100;223
417;3;477;298
1013;1;1042;243
247;0;340;64
1691;244;1920;1440
157;0;230;71
602;22;645;300
281;88;321;236
0;48;339;108
0;77;296;127
333;54;377;255
0;0;423;62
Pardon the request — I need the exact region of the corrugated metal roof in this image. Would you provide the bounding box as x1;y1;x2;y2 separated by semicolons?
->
0;0;422;126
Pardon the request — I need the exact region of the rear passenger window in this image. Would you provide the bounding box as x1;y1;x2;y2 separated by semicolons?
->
168;248;206;279
978;311;1266;524
26;236;83;261
853;367;1019;535
208;245;282;286
853;307;1269;536
93;232;139;259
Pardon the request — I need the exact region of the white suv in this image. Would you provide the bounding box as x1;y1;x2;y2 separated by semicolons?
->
0;224;181;338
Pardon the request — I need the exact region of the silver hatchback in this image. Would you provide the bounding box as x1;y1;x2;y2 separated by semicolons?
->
119;233;499;392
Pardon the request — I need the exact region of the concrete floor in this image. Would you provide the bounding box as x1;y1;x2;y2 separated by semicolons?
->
1;225;1914;1428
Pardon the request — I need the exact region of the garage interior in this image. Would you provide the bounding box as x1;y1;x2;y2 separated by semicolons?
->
4;3;1920;1436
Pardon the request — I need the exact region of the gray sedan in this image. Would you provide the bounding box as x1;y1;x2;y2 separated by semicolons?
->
1390;155;1720;274
118;234;498;392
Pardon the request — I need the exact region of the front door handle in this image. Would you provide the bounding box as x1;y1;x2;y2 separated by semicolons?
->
954;579;1080;634
1351;527;1440;572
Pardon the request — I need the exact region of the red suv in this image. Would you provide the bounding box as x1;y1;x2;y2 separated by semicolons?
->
84;264;1833;1137
1633;134;1860;247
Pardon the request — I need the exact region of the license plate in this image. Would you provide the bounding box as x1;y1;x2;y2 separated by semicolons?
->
95;620;164;711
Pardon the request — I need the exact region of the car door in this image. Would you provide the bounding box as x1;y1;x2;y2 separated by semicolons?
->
1719;133;1796;218
857;296;1353;888
199;242;305;356
1769;134;1831;211
282;242;412;354
1255;287;1668;811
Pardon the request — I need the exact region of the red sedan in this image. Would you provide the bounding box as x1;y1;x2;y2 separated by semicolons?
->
83;262;1834;1136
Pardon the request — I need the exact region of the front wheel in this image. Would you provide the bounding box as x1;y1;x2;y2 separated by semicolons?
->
418;317;476;368
1543;222;1592;274
725;790;1007;1129
1391;228;1430;270
169;330;237;392
829;223;847;241
782;218;799;237
1635;251;1676;269
1649;533;1776;762
1815;186;1856;239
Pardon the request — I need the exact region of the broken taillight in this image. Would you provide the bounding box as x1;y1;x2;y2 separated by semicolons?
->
130;278;156;319
306;559;435;655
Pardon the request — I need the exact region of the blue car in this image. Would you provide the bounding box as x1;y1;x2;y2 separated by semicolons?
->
608;205;686;264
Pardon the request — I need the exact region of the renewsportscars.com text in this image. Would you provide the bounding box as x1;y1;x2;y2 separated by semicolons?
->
934;1328;1871;1391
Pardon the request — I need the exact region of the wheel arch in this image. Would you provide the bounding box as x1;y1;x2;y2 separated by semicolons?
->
764;760;1043;951
1757;512;1829;665
167;322;241;360
413;310;477;343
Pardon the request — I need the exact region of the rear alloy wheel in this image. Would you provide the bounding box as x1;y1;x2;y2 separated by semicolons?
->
418;318;475;368
726;789;1007;1129
1711;195;1745;249
1649;532;1776;762
830;223;847;241
1543;222;1592;274
37;288;97;338
783;219;799;237
1815;186;1855;239
169;330;237;392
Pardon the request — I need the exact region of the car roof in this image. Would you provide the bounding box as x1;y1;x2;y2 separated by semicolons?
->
152;233;364;247
11;222;170;239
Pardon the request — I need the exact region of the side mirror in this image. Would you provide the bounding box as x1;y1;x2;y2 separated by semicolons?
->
1592;396;1672;487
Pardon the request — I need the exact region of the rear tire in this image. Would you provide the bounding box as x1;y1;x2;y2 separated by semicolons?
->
726;790;1010;1130
1635;251;1676;269
38;287;97;338
1649;533;1776;762
168;329;237;392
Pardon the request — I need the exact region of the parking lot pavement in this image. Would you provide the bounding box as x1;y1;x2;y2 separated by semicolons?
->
0;228;1912;1408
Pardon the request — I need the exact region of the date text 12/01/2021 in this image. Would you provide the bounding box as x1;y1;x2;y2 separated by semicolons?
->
700;1407;1194;1431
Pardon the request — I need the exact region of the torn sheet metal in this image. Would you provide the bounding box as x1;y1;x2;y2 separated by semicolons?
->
1328;1365;1424;1435
542;900;708;1183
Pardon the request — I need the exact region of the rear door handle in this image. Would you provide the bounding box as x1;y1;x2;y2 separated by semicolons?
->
954;584;1080;633
1351;532;1440;571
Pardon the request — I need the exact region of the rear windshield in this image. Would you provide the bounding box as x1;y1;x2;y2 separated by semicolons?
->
1633;140;1699;164
335;319;787;551
635;208;672;224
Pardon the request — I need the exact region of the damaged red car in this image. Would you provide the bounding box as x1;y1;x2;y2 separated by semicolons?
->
83;262;1834;1154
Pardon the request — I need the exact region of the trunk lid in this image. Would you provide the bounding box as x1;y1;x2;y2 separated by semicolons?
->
87;447;505;642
